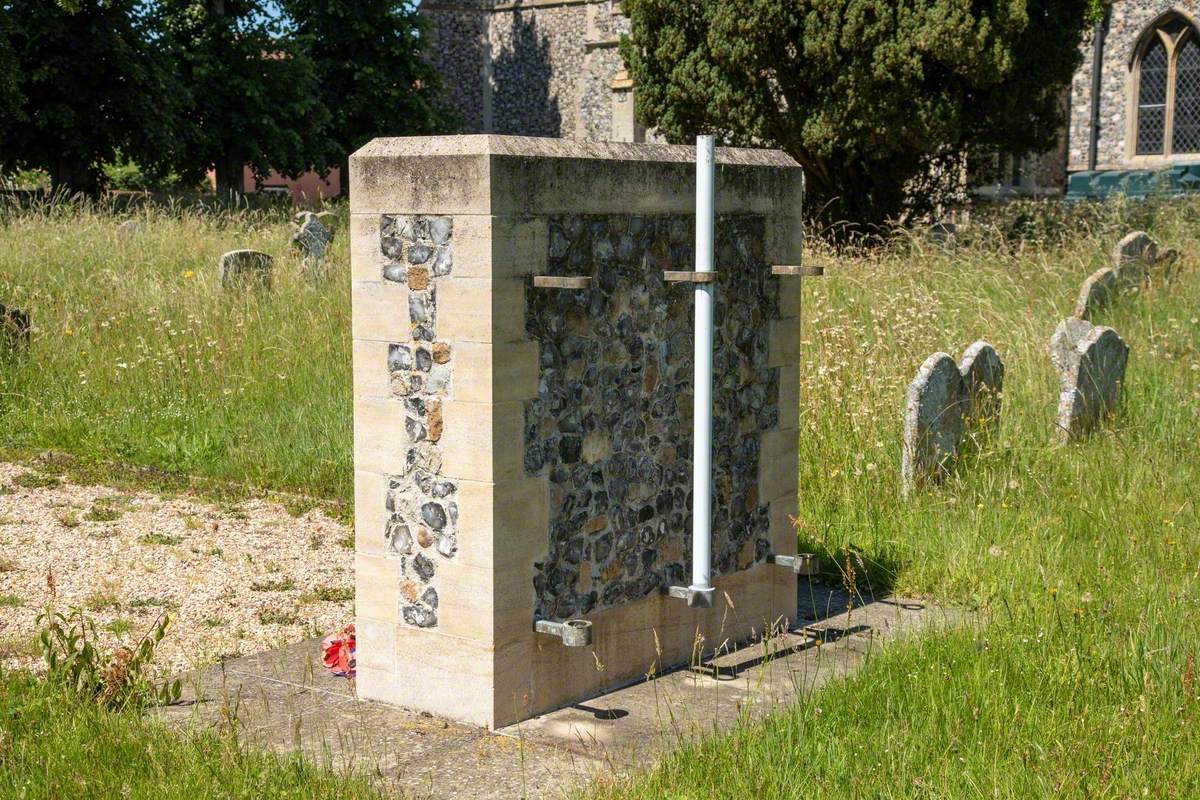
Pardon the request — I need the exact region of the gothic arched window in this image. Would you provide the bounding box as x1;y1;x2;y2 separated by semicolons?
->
1134;16;1200;155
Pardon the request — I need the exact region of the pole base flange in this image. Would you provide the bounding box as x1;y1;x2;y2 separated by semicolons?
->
768;553;820;576
665;585;715;608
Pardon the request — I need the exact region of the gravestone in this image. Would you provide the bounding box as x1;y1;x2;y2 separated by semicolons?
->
1049;316;1095;375
902;352;968;494
1051;318;1129;441
292;215;334;273
1074;266;1119;319
959;340;1004;431
1112;230;1157;289
0;304;30;354
1075;232;1184;318
218;250;273;289
117;219;142;237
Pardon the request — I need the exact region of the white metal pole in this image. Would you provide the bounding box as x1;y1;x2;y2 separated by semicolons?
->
691;135;715;597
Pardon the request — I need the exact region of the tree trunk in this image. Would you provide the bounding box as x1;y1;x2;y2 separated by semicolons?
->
214;154;243;203
51;157;99;197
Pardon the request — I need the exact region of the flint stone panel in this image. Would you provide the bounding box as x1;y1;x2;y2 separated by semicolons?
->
380;215;456;630
218;250;273;289
902;353;968;494
525;214;778;620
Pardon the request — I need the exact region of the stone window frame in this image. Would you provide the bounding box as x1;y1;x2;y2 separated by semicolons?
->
1126;10;1200;164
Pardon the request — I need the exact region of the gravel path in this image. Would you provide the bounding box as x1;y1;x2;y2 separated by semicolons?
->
0;463;353;675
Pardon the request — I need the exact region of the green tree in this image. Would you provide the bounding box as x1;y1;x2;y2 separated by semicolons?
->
0;12;24;134
620;0;1090;227
0;0;179;194
283;0;451;195
158;0;333;198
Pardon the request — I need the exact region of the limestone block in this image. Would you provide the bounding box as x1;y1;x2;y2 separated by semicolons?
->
353;398;410;475
958;341;1004;431
218;250;273;289
902;353;968;494
355;554;401;622
437;277;526;343
351;282;410;343
350;214;385;283
449;340;540;403
438;400;525;482
452;215;549;279
354;470;390;557
352;339;393;401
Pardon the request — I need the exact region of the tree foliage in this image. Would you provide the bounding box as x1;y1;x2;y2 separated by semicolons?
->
1;0;448;196
155;0;333;197
282;0;451;195
0;0;179;193
620;0;1091;227
0;11;23;132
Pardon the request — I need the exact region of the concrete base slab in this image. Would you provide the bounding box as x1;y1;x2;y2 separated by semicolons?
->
157;585;959;799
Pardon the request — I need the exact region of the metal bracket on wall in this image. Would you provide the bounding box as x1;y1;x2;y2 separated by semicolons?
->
532;275;592;289
663;584;715;608
534;618;593;647
663;271;717;284
768;553;821;576
770;265;824;277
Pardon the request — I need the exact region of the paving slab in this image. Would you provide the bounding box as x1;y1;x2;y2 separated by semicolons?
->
157;584;959;799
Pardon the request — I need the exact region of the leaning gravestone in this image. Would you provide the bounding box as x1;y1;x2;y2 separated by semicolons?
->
1073;266;1119;319
902;352;968;494
1112;231;1157;290
218;250;273;290
291;215;334;270
1051;317;1129;442
959;340;1004;432
1077;231;1183;318
0;304;30;355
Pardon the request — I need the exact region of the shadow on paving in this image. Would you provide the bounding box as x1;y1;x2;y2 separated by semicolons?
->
155;584;963;799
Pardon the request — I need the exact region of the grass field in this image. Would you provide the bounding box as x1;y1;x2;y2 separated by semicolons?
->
0;669;384;799
594;201;1200;798
1;196;1199;796
0;198;352;507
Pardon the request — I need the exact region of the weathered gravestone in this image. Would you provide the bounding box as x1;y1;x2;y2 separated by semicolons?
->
1074;266;1119;320
218;250;273;290
295;214;338;261
1075;231;1182;318
959;340;1004;432
292;215;334;276
1112;231;1156;289
902;353;968;494
1050;317;1129;441
116;219;142;237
